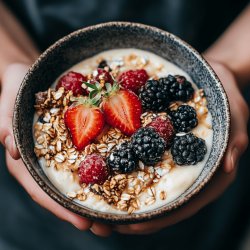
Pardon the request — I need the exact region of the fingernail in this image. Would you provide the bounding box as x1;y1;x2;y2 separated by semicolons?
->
230;147;239;172
4;135;12;152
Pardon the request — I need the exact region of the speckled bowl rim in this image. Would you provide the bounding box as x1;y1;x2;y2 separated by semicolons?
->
13;22;230;224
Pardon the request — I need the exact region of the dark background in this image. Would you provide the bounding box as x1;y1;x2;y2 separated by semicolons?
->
0;0;250;249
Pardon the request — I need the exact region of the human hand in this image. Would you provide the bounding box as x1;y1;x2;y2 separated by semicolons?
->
1;61;248;237
113;59;249;235
0;63;112;237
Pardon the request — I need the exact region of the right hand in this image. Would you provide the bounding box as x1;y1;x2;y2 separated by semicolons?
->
113;59;249;235
0;63;112;237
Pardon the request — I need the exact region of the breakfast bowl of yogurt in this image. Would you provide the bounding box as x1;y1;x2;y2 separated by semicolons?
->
13;22;230;223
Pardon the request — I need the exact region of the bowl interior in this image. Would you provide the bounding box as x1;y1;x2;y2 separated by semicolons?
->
13;22;230;223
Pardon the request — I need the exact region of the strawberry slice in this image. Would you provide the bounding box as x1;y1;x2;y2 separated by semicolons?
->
102;89;142;135
64;103;105;150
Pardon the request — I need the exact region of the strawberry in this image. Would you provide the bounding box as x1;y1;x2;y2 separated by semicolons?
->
78;154;109;184
118;69;149;93
64;100;105;150
102;86;142;135
56;71;88;96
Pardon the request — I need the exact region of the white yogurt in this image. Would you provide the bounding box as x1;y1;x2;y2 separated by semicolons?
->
34;49;213;214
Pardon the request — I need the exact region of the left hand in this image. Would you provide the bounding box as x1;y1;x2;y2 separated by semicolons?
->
112;59;249;235
0;63;112;237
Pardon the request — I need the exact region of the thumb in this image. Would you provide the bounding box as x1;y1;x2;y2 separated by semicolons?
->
0;122;19;160
0;63;29;159
223;105;249;173
223;130;248;173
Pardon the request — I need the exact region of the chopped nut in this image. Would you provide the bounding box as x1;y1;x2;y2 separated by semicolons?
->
67;191;76;198
128;206;135;214
55;153;65;163
145;197;156;206
121;193;131;201
77;193;87;201
160;191;167;200
56;140;62;152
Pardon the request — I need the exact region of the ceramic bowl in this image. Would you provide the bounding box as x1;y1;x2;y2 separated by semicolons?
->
13;22;230;223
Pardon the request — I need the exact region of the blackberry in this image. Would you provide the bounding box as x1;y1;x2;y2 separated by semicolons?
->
171;133;207;165
170;105;198;132
138;79;171;112
159;75;194;102
131;127;166;165
98;60;109;69
107;142;138;174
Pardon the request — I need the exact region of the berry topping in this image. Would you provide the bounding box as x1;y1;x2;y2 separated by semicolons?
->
118;69;149;93
64;100;105;150
98;60;109;69
102;86;142;136
138;79;171;112
171;133;207;165
159;75;194;102
170;105;198;132
78;154;108;184
107;142;138;174
56;71;88;96
94;69;113;84
147;116;175;148
131;127;166;165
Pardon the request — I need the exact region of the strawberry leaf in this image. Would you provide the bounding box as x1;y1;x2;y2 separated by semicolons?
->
91;92;102;106
82;81;98;90
89;89;98;99
105;83;112;92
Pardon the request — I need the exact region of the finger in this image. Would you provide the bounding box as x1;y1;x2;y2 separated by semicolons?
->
223;108;248;173
222;84;248;173
0;63;29;159
6;152;93;230
0;101;20;159
90;222;113;237
209;61;249;173
114;168;236;235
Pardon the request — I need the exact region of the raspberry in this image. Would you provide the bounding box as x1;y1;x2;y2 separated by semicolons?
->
56;71;88;96
78;154;109;184
94;69;113;84
147;116;175;148
119;69;149;93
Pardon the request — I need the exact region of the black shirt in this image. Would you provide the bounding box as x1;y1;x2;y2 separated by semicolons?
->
4;0;250;51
